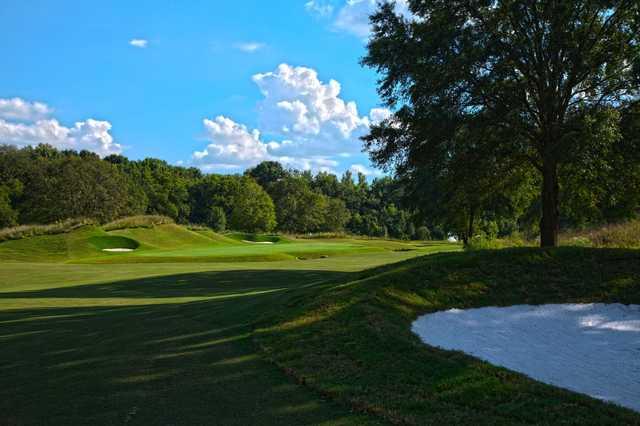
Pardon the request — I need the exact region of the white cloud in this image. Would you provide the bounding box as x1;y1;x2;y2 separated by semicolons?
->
191;64;390;174
305;0;334;16
0;98;121;157
349;163;383;177
233;42;266;53
129;39;148;48
332;0;411;39
252;64;371;147
0;97;52;121
191;115;340;173
193;116;271;169
369;107;392;124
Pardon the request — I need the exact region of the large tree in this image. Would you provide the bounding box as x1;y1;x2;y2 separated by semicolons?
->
363;0;640;246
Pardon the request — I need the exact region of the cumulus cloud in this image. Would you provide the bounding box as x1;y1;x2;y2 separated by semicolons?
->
0;97;52;121
0;98;121;157
252;64;373;149
129;38;148;48
191;64;391;174
233;42;266;53
192;115;340;173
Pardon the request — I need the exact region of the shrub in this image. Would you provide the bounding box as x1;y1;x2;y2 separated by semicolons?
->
415;226;431;241
102;215;174;231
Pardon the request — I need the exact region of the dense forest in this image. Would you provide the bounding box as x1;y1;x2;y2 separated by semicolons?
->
0;145;429;239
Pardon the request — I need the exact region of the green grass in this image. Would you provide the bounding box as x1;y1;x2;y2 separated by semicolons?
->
0;247;439;425
257;247;640;425
1;224;637;424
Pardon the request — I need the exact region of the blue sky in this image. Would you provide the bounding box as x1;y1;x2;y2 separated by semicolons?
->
0;0;408;176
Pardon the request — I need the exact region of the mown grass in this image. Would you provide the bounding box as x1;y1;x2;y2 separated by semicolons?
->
0;249;439;425
256;247;640;425
2;224;637;424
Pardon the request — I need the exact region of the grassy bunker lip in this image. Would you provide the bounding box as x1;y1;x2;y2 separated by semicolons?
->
88;235;140;251
256;247;640;425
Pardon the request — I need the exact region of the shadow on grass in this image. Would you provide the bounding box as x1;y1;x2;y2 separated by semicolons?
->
0;269;376;426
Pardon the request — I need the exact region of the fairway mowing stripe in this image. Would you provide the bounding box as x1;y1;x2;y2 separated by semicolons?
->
0;288;288;310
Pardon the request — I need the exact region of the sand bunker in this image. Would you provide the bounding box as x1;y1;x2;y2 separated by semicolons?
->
242;240;274;244
412;303;640;412
102;248;134;252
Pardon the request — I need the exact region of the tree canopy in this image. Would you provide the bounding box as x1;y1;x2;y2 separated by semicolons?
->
363;0;640;246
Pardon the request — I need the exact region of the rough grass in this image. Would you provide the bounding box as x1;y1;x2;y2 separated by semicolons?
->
0;218;97;242
561;220;640;248
256;247;640;425
102;215;174;231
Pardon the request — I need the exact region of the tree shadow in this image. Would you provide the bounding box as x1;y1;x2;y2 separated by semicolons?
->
0;269;375;426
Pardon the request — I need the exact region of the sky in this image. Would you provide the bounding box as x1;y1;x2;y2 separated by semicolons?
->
0;0;409;176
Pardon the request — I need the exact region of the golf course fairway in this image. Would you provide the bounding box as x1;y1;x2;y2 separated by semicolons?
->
1;224;639;425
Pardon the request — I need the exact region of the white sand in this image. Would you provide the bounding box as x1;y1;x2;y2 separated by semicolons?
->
242;240;274;244
412;304;640;412
102;248;134;252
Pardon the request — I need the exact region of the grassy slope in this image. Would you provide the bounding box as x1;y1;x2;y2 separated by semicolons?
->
0;249;439;425
256;247;640;425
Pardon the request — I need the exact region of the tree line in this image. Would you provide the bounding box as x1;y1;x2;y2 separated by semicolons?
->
0;145;431;239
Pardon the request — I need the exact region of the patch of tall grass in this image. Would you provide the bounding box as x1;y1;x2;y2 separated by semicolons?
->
562;220;640;248
102;215;174;231
0;218;97;242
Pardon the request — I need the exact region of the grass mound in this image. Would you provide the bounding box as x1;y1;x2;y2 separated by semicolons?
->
88;235;140;250
102;215;174;231
256;247;640;425
108;224;227;250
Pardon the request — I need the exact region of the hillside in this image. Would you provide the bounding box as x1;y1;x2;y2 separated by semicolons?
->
257;247;640;425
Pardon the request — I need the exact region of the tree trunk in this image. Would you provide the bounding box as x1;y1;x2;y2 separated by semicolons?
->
467;206;476;243
540;158;559;247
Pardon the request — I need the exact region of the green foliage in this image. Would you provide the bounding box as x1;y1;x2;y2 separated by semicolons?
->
244;161;288;188
0;181;20;228
229;178;276;233
415;226;430;241
206;206;226;232
363;0;640;247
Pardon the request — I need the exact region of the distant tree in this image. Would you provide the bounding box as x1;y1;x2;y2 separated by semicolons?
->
229;178;276;233
207;206;227;232
415;226;431;241
269;176;326;233
322;198;351;232
245;161;288;189
363;0;640;246
0;180;22;228
313;172;342;198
